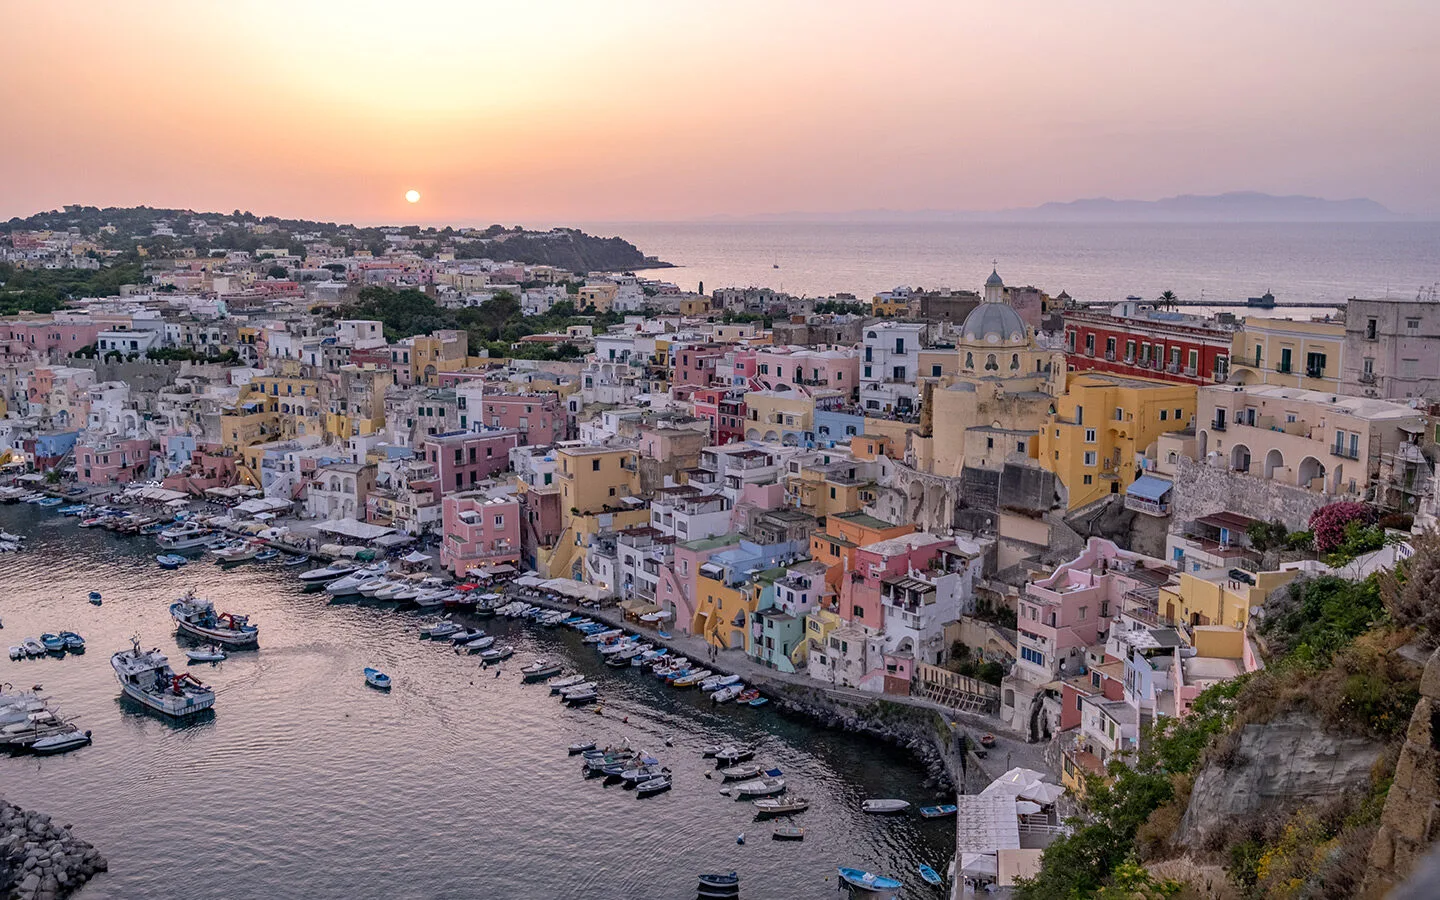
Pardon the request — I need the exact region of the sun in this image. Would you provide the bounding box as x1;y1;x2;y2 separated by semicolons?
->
405;189;421;204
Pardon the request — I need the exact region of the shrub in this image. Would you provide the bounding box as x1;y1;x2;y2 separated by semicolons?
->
1379;529;1440;642
1309;502;1376;554
1284;530;1315;552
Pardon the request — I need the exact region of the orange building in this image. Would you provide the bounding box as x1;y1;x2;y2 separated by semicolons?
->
809;510;916;599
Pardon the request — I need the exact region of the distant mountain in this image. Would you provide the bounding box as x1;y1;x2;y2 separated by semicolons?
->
711;192;1403;224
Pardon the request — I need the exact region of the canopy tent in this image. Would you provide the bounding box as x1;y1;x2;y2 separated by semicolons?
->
257;527;290;540
15;473;44;482
540;578;608;603
959;853;999;878
620;598;660;616
371;532;414;548
474;564;515;577
1021;781;1065;806
402;550;431;564
1015;800;1042;815
319;543;345;557
235;497;291;515
515;574;546;588
166;498;191;507
205;486;247;498
252;512;276;522
314;518;395;541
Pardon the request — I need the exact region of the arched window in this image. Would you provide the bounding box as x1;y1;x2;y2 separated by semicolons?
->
985;353;998;371
1010;353;1020;370
965;352;974;369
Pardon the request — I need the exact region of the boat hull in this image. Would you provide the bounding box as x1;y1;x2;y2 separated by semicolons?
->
174;618;259;647
118;682;215;718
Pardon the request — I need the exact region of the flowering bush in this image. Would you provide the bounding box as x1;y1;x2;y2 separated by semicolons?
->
1308;502;1375;554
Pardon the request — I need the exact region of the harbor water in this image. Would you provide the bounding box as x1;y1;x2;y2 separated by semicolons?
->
0;505;951;899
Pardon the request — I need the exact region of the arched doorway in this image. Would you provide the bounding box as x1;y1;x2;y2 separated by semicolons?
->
1230;444;1251;473
1297;456;1325;489
1264;448;1284;479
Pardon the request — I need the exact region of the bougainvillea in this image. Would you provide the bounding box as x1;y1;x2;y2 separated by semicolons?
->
1308;502;1376;554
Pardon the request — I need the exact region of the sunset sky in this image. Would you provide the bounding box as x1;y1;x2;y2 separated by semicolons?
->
3;0;1437;223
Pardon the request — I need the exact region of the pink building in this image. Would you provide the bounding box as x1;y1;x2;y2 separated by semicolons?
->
672;343;727;387
460;392;568;446
77;437;152;485
439;492;521;576
0;319;100;358
753;348;860;399
665;534;744;630
421;429;521;495
162;449;238;496
691;388;746;444
840;532;951;630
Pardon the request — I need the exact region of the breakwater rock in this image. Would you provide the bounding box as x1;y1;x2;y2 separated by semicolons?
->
771;693;956;793
0;800;106;900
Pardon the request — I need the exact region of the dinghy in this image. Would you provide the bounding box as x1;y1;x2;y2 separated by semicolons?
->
861;798;910;814
837;867;902;893
919;804;958;819
772;825;805;840
363;667;392;689
918;864;943;885
753;795;809;816
185;645;227;663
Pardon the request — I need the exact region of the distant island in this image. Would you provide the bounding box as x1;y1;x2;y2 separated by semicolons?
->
712;191;1405;224
2;206;670;272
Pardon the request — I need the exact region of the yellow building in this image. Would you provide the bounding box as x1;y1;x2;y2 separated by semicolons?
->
1037;373;1197;510
556;445;639;523
539;506;650;581
798;607;843;669
577;283;618;313
743;389;817;443
680;297;712;317
408;330;468;386
1229;317;1345;392
785;456;871;519
323;366;393;440
871;292;909;317
691;572;753;650
1157;567;1298;629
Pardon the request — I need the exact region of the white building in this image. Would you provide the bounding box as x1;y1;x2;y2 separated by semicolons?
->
860;321;927;416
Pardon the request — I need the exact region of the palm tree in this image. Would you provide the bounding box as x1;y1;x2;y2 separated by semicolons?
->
1157;289;1178;311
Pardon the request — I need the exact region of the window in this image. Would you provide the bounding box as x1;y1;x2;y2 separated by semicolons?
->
1083;474;1093;485
1187;349;1199;372
1084;334;1095;354
1105;337;1116;358
1017;441;1025;453
1366;318;1378;340
964;352;973;368
609;487;616;496
1139;343;1150;365
1174;408;1183;420
1350;432;1360;458
894;338;905;354
931;365;942;377
1305;351;1327;378
1084;451;1097;466
1402;358;1418;377
1159;409;1168;421
1115;407;1124;421
494;515;504;527
1278;347;1293;373
1406;318;1421;333
986;437;994;450
1020;646;1044;666
1363;357;1374;375
863;365;871;378
892;366;906;381
1125;340;1136;361
591;459;600;471
852;605;863;619
1084;428;1096;443
1075;407;1083;425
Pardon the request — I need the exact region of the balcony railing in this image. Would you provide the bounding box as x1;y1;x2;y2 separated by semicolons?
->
1104;351;1116;362
1211;418;1227;431
1305;368;1324;380
1332;446;1361;460
1124;495;1169;516
1166;363;1181;374
1358;372;1376;384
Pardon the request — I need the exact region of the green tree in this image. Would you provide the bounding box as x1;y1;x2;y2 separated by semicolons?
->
1156;290;1178;311
267;265;290;279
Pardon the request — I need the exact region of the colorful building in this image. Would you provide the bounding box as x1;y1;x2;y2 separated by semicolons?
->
439;492;521;576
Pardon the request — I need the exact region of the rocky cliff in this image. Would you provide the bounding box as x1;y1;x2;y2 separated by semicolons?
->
1176;711;1383;849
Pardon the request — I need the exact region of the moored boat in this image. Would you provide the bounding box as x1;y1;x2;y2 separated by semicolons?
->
111;637;214;718
59;631;85;652
772;825;805;840
712;684;745;703
21;638;44;657
753;795;809;816
549;674;587;693
837;867;902;893
297;560;358;582
714;745;755;765
363;667;392;689
479;644;514;664
918;863;943;885
861;798;911;814
39;633;65;654
567;740;596;755
421;620;462;640
185;645;227;663
31;729;92;755
634;774;672;796
731;776;785;798
156;521;214;550
918;803;958;819
155;554;187;569
521;659;563;682
169;591;259;646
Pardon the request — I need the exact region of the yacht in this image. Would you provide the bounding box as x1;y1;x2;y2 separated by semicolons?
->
324;563;390;597
111;637;215;718
210;540;259;563
297;560;359;583
169;590;260;646
156;522;214;550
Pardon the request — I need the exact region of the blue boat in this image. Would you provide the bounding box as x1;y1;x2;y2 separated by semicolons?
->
919;804;958;819
37;497;63;507
88;591;102;605
39;633;66;653
156;554;187;569
918;864;943;885
363;667;392;689
254;549;280;562
837;867;902;893
58;631;85;652
748;696;769;707
58;505;89;515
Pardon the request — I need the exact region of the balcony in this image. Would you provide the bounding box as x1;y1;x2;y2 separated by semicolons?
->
1104;351;1116;362
1123;356;1135;365
1332;445;1361;460
1166;363;1181;374
1184;367;1197;378
1210;417;1227;431
1276;363;1292;375
1305;368;1324;380
1083;348;1096;358
1124;495;1169;516
1359;371;1376;384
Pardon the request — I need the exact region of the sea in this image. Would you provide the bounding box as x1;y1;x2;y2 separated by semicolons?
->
579;220;1440;311
0;505;949;899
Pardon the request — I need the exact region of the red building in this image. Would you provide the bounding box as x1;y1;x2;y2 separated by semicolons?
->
420;429;521;495
1063;308;1233;386
671;343;727;387
690;388;746;444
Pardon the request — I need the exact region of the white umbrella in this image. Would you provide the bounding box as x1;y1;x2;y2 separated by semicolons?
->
1015;800;1042;815
402;550;431;564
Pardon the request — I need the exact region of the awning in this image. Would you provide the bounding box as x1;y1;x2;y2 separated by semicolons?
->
402;550;431;564
314;518;395;541
236;497;290;515
1126;475;1173;502
253;512;276;522
371;532;414;548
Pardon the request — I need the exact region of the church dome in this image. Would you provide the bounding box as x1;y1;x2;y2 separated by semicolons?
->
962;300;1027;344
985;268;1004;288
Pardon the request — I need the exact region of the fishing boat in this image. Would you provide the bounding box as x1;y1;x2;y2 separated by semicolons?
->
520;659;563;682
918;804;958;819
672;668;713;688
621;763;670;787
837;867;903;893
772;825;805;840
254;549;280;562
582;628;623;644
753;795;809;816
719;762;763;781
731;776;785;798
39;633;65;654
87;591;102;605
549;674;587;693
714;745;755;765
281;554;311;566
697;872;739;897
420;620;461;640
156;521;214;550
185;645;227;663
700;743;725;757
635;774;672;796
861;798;911;814
31;729;92;755
563;687;599;705
459;635;495;653
59;631;85;652
704;673;741;692
210;540;260;563
712;684;746;703
155;554;187;569
567;740;596;755
21;638;44;658
169;591;259;646
447;627;486;645
297;560;358;583
363;667;392;689
111;637;215;718
560;682;597;698
36;497;63;508
479;644;514;664
918;864;943;886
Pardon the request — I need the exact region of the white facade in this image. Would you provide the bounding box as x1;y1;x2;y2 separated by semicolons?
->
860;322;926;415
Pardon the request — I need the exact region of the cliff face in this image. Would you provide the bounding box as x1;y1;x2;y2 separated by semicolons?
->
1362;646;1440;897
1176;712;1383;849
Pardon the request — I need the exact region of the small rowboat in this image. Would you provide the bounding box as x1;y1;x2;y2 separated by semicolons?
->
918;863;944;885
185;646;227;663
772;825;805;840
156;554;187;569
753;795;809;816
567;740;596;755
837;867;902;893
363;667;391;689
635;774;672;796
861;798;910;814
919;803;958;819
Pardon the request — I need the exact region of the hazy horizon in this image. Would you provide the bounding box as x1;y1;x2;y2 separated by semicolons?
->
4;1;1437;223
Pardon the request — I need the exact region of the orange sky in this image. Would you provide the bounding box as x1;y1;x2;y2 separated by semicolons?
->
3;0;1437;222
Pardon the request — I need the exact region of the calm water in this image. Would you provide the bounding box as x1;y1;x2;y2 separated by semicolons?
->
0;505;949;899
583;220;1440;307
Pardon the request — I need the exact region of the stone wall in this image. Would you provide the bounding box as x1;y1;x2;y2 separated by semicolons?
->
0;799;106;899
63;357;184;397
1171;455;1331;532
1362;645;1440;898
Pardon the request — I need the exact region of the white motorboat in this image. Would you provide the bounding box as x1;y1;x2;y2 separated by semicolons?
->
297;560;358;583
582;629;622;644
731;776;785;798
21;638;45;658
358;578;395;598
567;740;596;755
170;591;259;646
389;584;420;602
714;745;756;765
559;681;597;697
411;588;450;608
479;644;513;663
563;687;599;704
448;628;487;645
7;646;21;660
31;730;92;755
712;684;746;703
111;637;215;718
550;674;587;693
861;798;911;814
364;667;392;689
460;635;495;653
209;540;259;563
185;645;227;663
324;564;391;596
421;621;462;640
705;674;741;692
156;522;214;550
